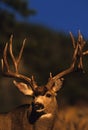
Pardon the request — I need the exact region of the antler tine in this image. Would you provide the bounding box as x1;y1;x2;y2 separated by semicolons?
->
83;50;88;55
77;34;83;70
9;35;26;73
78;46;83;70
1;42;10;72
31;76;38;90
69;32;76;48
1;36;32;84
17;39;26;67
77;31;88;71
9;35;17;72
49;72;53;79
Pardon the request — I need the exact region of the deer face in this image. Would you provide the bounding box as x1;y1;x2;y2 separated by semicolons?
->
13;78;63;123
32;86;57;113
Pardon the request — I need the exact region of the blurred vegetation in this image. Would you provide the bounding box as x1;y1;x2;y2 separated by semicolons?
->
0;0;88;112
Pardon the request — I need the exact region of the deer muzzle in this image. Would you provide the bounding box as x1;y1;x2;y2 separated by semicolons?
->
32;102;45;112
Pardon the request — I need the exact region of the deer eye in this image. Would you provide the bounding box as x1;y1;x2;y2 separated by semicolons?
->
46;93;52;98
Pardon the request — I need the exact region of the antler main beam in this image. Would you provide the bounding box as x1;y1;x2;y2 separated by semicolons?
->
46;31;88;90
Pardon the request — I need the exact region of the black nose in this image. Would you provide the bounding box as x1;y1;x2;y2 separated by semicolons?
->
32;102;44;111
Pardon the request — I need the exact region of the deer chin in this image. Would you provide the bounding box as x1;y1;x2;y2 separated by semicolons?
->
40;113;53;120
28;108;46;124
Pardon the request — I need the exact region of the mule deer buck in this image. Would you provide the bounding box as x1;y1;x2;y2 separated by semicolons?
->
0;32;88;130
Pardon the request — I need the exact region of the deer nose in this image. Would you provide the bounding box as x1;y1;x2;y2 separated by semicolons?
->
32;102;44;111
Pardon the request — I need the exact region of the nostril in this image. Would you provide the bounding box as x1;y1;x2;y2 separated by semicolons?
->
33;102;44;110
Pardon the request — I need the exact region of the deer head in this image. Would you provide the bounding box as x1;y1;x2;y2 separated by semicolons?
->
1;32;88;124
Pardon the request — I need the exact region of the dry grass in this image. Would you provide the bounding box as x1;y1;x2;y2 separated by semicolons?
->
54;105;88;130
0;105;88;130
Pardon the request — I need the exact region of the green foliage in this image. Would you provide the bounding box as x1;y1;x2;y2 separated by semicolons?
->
0;0;36;35
0;0;36;17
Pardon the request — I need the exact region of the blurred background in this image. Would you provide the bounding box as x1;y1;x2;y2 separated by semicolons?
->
0;0;88;112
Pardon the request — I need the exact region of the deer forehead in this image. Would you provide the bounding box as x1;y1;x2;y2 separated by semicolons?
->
34;86;56;97
33;89;56;104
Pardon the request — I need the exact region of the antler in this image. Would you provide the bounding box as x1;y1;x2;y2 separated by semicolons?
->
77;31;88;71
1;33;88;92
47;31;88;89
70;31;88;71
1;35;32;84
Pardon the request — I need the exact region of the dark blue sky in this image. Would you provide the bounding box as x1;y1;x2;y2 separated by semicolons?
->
29;0;88;38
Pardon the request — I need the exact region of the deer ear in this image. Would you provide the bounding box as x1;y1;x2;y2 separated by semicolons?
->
13;80;34;96
52;78;64;92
